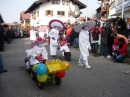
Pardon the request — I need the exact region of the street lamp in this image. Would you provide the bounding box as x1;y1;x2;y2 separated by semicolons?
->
86;0;88;21
122;0;124;19
106;4;109;19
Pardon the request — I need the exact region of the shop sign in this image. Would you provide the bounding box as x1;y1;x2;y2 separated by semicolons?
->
116;0;130;12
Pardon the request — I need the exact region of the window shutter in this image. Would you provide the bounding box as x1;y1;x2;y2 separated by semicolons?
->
32;14;34;19
68;12;70;17
34;12;36;19
45;10;47;16
60;11;62;16
51;10;53;16
37;11;39;17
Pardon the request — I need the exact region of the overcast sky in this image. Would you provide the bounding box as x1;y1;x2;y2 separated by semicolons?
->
0;0;100;23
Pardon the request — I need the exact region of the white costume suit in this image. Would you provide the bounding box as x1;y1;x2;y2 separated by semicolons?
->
78;30;91;67
39;31;48;40
48;28;59;56
30;29;36;42
60;44;70;56
25;49;33;69
39;32;44;39
30;45;48;65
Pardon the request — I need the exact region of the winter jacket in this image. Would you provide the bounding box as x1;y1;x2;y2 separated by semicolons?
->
118;43;127;55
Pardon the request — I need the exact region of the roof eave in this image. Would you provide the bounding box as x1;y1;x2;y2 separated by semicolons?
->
25;0;86;14
25;2;36;14
25;0;47;14
74;0;86;9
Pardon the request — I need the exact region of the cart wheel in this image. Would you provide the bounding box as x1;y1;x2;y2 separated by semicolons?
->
54;77;62;85
59;56;62;60
26;69;31;73
30;70;36;80
67;57;71;61
38;81;45;89
26;69;30;73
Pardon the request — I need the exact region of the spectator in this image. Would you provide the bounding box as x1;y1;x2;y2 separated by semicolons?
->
0;52;8;73
66;23;73;45
72;22;79;48
91;28;101;57
112;39;119;59
90;24;102;35
105;22;111;30
90;24;102;53
127;21;130;38
101;27;107;58
106;28;114;59
116;17;127;38
0;24;9;51
14;29;19;38
6;30;11;44
112;25;116;32
113;38;127;63
114;32;128;44
20;29;23;38
10;28;14;41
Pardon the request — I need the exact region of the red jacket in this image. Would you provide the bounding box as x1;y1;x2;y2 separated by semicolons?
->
90;26;102;36
66;25;72;37
117;43;127;55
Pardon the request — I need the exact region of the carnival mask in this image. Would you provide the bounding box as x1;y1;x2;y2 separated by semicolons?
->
38;43;44;47
84;26;88;30
55;26;59;30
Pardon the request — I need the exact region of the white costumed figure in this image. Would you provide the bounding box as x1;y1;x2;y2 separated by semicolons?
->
48;19;65;58
24;49;33;70
30;37;48;65
48;26;59;57
39;31;44;39
74;21;96;69
60;36;71;61
30;27;36;43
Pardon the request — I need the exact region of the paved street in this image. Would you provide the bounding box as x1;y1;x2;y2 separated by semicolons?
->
0;38;130;97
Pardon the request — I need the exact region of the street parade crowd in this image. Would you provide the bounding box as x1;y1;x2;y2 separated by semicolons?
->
0;24;28;73
0;16;130;74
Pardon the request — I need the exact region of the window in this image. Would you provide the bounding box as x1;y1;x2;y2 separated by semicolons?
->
118;0;123;4
68;12;70;17
26;22;30;26
57;11;60;15
64;1;69;5
32;12;36;19
57;11;65;17
37;11;39;17
111;1;115;8
62;11;64;16
45;10;53;16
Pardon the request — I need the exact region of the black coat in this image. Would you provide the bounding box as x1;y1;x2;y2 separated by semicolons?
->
72;28;79;38
116;18;127;30
116;18;128;37
107;32;114;46
0;27;4;41
6;31;11;38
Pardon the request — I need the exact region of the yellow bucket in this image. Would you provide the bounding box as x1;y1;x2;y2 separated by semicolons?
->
46;59;66;74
